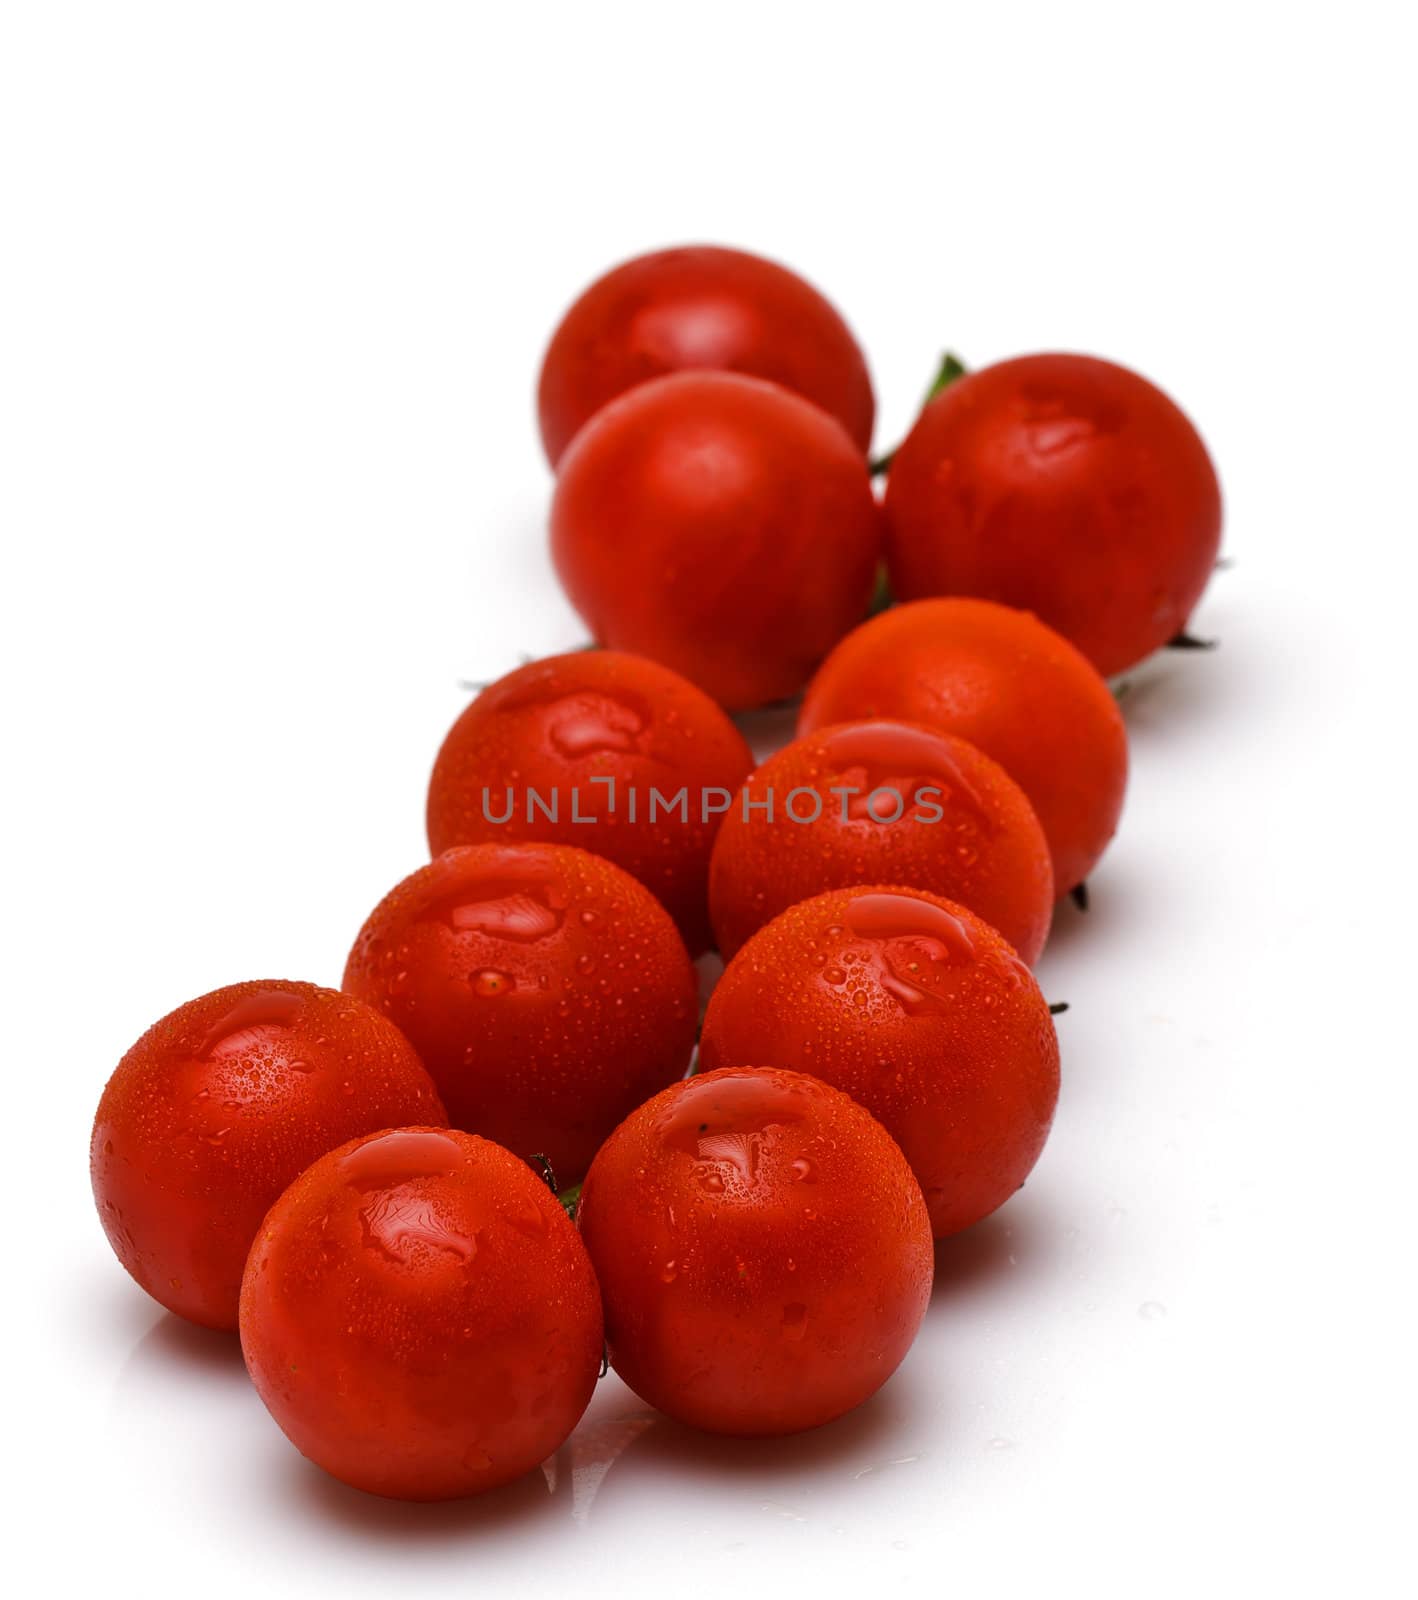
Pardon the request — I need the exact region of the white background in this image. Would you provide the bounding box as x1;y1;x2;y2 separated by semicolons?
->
3;3;1414;1595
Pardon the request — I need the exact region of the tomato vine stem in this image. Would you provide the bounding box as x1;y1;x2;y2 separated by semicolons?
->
529;1153;560;1195
870;351;968;476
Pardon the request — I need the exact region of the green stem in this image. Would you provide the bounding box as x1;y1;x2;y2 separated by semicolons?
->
868;565;894;616
870;351;968;476
558;1182;582;1222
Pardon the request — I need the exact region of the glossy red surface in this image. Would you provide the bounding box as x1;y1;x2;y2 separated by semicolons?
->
700;886;1061;1237
343;842;697;1184
884;353;1222;675
577;1067;932;1435
426;650;753;954
90;980;446;1330
799;598;1128;892
550;372;882;710
240;1127;603;1500
538;244;874;463
709;719;1054;962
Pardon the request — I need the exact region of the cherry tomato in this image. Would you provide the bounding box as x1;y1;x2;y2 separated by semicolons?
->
90;981;446;1331
884;352;1222;676
799;598;1127;893
240;1126;603;1500
538;244;874;465
550;372;883;711
709;720;1054;964
577;1066;932;1436
699;887;1060;1237
426;649;753;955
343;842;697;1184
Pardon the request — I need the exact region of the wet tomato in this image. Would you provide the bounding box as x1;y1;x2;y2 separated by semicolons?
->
577;1066;932;1436
342;842;697;1184
426;649;752;955
884;352;1222;675
90;981;446;1330
708;720;1054;964
550;371;882;711
699;887;1060;1237
799;598;1127;893
240;1126;603;1500
538;244;874;465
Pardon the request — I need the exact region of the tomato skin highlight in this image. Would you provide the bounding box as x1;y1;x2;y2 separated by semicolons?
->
426;649;752;955
883;352;1222;676
538;244;874;465
699;888;1060;1238
577;1066;932;1436
708;720;1054;964
799;598;1127;894
240;1126;603;1501
343;842;697;1185
90;981;447;1331
550;371;883;711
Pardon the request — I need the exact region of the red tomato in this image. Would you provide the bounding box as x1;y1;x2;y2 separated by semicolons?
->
343;842;697;1184
884;353;1222;676
799;598;1127;893
426;650;753;955
90;981;446;1331
538;244;874;465
577;1066;932;1435
709;720;1054;964
240;1126;603;1500
699;887;1060;1237
550;372;883;711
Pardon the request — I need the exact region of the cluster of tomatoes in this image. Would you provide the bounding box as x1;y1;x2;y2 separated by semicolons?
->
91;245;1221;1503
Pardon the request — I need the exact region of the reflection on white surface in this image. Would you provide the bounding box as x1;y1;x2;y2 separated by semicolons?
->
96;1216;1010;1550
851;1454;922;1479
564;1412;658;1524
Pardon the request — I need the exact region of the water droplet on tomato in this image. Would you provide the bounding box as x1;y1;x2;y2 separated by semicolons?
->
198;987;305;1058
817;722;996;832
421;860;568;944
339;1128;463;1187
471;969;515;997
655;1073;808;1192
358;1189;481;1265
504;1200;548;1239
845;890;976;954
780;1303;808;1340
843;890;977;1016
544;691;649;758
